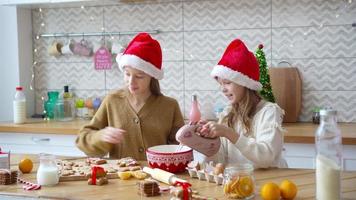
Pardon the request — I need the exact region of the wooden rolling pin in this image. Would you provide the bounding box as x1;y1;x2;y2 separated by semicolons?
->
143;167;187;185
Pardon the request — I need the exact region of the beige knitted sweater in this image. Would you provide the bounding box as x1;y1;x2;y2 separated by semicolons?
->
76;89;184;160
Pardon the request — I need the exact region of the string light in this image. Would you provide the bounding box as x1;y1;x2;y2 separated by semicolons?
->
31;7;45;101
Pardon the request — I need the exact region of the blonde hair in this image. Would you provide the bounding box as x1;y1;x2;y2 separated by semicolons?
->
150;78;162;96
224;89;261;135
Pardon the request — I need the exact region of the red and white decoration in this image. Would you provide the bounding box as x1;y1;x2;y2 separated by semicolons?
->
116;33;163;80
146;145;193;173
210;39;262;91
18;178;41;191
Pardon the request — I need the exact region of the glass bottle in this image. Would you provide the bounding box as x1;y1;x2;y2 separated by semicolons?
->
315;109;342;200
312;107;321;124
223;164;255;199
63;85;72;99
44;91;59;120
62;85;75;121
189;95;201;124
13;86;26;124
36;153;60;186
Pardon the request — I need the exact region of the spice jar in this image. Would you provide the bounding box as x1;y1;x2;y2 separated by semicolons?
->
223;164;255;199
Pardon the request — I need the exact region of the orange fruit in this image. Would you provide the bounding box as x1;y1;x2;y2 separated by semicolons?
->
260;182;280;200
223;179;234;194
237;176;254;197
18;158;33;173
280;180;297;199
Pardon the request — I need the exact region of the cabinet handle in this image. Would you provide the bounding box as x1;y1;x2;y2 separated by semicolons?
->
32;137;51;144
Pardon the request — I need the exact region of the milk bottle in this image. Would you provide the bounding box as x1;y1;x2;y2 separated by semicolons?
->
13;86;26;124
36;154;60;186
315;109;342;200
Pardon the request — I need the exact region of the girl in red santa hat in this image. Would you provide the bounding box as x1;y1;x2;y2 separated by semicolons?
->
197;39;287;168
76;33;184;160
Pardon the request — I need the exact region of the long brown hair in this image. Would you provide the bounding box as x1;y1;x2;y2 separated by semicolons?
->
224;89;261;135
150;78;162;96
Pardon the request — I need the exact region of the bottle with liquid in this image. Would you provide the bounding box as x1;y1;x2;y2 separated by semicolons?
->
61;85;75;121
63;85;72;99
189;95;201;124
315;108;342;200
13;86;26;124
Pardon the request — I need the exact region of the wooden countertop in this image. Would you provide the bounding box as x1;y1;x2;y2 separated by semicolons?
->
0;119;356;144
1;154;356;200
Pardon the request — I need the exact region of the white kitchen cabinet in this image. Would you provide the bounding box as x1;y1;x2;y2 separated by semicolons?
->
0;132;85;157
284;143;356;171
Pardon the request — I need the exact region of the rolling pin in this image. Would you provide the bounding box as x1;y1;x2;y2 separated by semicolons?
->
142;167;187;185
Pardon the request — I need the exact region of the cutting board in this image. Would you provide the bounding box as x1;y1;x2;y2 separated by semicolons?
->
268;67;302;122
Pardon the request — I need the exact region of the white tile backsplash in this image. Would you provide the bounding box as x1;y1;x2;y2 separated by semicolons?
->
32;0;356;122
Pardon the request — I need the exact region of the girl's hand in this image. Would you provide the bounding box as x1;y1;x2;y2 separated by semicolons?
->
101;127;126;144
198;121;238;143
194;120;208;133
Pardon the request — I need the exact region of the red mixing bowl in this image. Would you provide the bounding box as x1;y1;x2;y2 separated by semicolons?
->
146;145;193;173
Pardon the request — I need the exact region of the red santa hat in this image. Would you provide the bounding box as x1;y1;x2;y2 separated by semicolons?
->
210;39;262;91
116;33;163;80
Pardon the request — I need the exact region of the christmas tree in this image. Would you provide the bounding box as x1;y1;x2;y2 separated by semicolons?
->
255;44;275;103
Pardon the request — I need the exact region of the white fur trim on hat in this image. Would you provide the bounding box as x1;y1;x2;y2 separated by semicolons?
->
211;65;262;91
117;54;163;80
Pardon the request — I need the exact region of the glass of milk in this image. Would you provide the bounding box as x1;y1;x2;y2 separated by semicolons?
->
36;153;61;186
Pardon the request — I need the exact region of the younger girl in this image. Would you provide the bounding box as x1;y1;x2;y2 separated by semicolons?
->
198;39;287;168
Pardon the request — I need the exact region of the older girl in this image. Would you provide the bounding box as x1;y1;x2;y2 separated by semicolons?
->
76;33;184;160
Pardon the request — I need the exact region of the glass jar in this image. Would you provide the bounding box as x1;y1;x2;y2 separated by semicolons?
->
53;98;65;121
36;153;61;186
44;91;59;120
54;98;75;121
223;164;255;199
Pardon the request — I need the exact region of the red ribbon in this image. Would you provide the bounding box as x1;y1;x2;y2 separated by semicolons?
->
91;166;102;185
174;181;192;200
